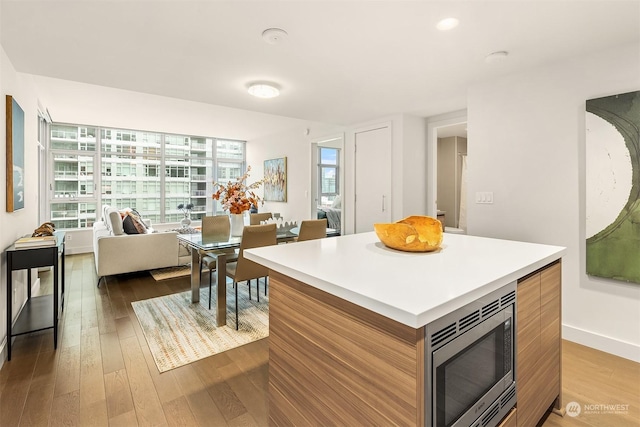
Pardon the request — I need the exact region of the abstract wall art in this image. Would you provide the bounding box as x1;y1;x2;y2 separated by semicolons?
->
586;90;640;283
264;157;287;202
6;95;25;212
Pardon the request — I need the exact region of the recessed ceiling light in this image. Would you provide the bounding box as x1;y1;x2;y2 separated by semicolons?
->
436;18;459;31
485;51;509;63
247;82;280;98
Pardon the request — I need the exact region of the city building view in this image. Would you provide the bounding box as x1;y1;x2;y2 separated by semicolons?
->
48;124;245;229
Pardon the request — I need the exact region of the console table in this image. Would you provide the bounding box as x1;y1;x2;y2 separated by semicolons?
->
5;231;65;360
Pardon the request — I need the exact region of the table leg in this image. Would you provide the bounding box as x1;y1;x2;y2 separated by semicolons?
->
190;247;201;303
53;248;58;350
6;258;12;361
215;253;227;327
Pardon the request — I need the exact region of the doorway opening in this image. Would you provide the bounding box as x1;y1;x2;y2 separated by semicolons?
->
311;135;344;234
426;112;467;233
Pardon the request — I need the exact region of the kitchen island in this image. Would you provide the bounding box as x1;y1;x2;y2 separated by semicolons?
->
245;231;566;426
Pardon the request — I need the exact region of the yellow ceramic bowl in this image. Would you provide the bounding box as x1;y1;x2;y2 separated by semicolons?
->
374;215;443;252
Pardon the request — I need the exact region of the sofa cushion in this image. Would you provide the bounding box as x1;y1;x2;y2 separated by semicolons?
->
106;207;124;235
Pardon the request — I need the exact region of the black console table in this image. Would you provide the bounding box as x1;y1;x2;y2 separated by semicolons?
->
5;231;65;360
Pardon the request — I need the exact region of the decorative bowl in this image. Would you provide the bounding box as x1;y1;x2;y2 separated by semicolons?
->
374;215;443;252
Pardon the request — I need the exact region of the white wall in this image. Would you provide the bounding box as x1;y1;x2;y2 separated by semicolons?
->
467;42;640;361
0;47;42;366
246;125;345;223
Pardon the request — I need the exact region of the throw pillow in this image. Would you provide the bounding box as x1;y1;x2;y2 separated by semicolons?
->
332;194;342;209
122;214;140;234
122;210;148;234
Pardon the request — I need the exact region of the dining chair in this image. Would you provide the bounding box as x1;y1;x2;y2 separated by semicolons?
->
297;219;328;242
200;215;238;309
250;212;273;225
225;223;277;329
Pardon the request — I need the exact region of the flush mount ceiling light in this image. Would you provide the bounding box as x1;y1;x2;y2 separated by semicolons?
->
436;17;459;31
485;51;509;64
247;82;280;98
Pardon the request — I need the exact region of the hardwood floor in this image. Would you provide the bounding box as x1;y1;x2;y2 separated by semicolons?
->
0;253;638;426
0;253;268;426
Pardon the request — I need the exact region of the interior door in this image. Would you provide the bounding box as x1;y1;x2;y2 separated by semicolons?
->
355;125;392;233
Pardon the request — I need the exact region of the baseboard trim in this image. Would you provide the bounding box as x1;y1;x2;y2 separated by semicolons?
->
563;324;640;362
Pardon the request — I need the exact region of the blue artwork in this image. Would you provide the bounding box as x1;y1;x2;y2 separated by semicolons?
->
6;95;25;212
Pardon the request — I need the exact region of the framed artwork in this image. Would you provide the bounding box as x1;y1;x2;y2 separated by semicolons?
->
264;157;287;202
6;95;25;212
586;90;640;284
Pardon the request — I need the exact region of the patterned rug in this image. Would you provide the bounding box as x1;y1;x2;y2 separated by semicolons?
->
149;265;191;281
132;280;269;372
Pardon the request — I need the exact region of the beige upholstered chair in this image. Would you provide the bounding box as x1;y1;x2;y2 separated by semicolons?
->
226;223;277;329
250;212;273;225
297;219;328;242
200;215;238;309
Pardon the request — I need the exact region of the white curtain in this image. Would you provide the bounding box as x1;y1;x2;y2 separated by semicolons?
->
458;155;468;230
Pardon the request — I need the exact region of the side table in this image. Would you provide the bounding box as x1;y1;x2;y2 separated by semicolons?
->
5;231;65;360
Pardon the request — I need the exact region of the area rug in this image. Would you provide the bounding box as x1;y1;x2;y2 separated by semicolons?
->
149;265;191;281
132;281;269;372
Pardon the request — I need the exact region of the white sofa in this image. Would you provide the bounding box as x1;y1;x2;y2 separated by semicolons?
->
93;206;190;284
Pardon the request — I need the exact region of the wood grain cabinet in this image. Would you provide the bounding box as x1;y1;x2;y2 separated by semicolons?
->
267;259;563;427
516;261;562;426
498;408;517;427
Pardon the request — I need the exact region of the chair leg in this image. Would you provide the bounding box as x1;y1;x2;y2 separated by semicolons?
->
264;276;268;295
235;281;239;330
248;279;252;300
208;268;213;310
257;279;260;302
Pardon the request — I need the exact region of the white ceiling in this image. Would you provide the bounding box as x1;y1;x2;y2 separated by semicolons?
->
2;1;639;127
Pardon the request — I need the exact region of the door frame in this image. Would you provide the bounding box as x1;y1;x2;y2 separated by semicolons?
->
426;110;467;218
310;133;345;233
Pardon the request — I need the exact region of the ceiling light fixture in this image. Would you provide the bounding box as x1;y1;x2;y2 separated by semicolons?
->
436;17;459;31
247;82;280;98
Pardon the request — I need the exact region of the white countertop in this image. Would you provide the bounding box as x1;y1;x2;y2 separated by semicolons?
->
245;232;566;328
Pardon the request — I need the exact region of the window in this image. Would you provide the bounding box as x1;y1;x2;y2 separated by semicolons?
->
46;124;246;229
318;147;339;208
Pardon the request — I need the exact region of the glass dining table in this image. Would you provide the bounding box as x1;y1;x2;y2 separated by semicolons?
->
177;228;337;327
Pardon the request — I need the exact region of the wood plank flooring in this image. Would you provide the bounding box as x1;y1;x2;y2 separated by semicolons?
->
0;253;638;426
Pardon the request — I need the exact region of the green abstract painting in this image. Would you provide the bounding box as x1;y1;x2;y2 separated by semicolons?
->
586;91;640;283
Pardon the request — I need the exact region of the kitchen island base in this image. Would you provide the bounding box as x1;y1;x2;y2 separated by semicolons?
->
269;270;425;426
268;261;562;427
246;232;565;426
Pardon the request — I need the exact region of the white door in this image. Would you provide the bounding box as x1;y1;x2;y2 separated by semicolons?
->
355;125;392;233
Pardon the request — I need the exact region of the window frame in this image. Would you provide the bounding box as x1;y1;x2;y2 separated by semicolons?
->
318;146;340;208
46;122;246;229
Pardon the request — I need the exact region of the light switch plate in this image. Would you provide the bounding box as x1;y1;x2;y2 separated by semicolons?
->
475;192;494;204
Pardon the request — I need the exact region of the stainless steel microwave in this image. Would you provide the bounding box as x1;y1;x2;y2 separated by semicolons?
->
425;282;516;427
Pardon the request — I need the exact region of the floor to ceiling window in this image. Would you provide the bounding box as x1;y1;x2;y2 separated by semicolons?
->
47;123;246;229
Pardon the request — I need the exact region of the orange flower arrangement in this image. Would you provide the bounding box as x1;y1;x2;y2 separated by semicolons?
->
212;166;264;214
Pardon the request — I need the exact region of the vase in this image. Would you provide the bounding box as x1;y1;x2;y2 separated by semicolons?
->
230;213;244;236
180;213;191;229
